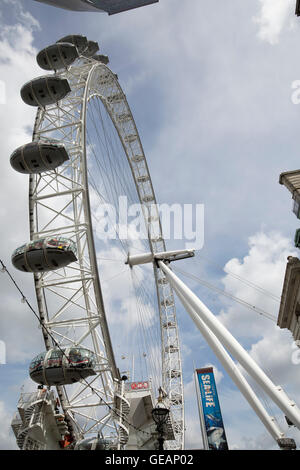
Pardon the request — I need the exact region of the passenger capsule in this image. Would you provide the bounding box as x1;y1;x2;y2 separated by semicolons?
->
93;54;109;65
37;42;78;71
295;229;300;248
56;35;88;54
20;76;71;107
10;142;69;174
12;237;77;272
143;195;154;203
29;347;97;386
83;40;99;58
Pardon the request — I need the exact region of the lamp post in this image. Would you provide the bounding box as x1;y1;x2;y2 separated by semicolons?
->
152;391;170;451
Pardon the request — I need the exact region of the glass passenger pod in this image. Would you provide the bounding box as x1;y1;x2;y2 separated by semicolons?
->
12;236;77;272
10;142;69;174
170;393;183;405
37;42;79;71
165;345;179;353
34;0;158;14
29;347;97;386
163;321;176;329
107;93;124;104
56;35;88;55
82;40;99;58
93;54;109;65
20;75;71;107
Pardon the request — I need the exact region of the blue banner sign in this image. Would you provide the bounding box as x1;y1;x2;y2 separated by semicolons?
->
196;367;228;450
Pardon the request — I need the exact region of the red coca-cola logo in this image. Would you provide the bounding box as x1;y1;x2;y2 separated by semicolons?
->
130;381;149;390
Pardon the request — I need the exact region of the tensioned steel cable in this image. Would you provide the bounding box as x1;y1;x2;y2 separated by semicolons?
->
194;251;280;302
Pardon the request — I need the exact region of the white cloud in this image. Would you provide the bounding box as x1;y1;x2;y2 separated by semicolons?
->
254;0;295;44
206;231;300;448
0;8;41;252
2;0;300;451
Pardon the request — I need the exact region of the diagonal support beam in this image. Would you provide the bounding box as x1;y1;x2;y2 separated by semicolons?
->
175;287;287;447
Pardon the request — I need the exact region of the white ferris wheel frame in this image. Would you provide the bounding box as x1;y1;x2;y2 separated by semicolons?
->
28;56;184;449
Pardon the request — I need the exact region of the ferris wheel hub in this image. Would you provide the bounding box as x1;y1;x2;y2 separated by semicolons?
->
10;34;185;450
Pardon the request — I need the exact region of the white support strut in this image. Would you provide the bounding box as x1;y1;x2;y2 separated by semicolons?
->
175;288;285;445
158;260;300;431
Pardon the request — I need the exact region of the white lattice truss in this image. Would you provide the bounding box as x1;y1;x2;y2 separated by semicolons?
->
29;57;184;449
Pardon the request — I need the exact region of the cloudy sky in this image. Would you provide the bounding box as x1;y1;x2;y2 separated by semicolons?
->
1;0;300;450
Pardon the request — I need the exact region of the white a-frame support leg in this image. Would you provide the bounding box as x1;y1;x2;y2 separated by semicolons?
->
158;260;300;431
